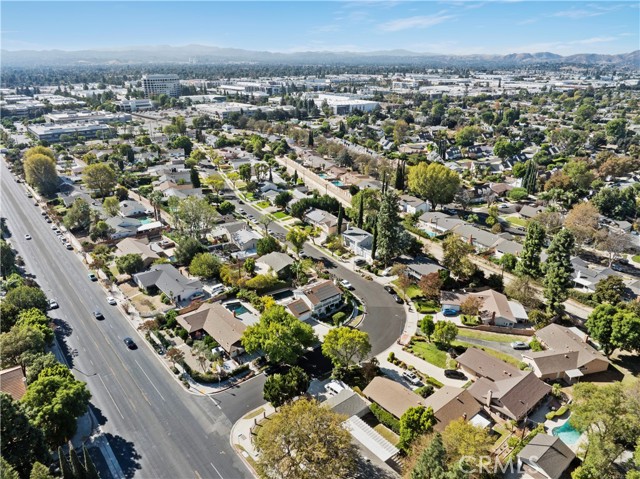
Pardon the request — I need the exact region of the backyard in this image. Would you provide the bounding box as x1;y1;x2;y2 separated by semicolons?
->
505;216;527;227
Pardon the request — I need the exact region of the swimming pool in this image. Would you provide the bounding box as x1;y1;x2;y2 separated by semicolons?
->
331;180;344;186
139;217;155;224
318;173;328;178
552;421;581;445
225;302;249;315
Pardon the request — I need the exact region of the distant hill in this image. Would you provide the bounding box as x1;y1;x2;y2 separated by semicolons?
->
1;44;638;67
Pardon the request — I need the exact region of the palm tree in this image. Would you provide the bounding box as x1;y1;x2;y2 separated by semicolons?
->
149;190;164;221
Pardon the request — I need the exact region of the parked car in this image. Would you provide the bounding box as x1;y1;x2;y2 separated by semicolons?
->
106;296;117;306
498;204;510;209
510;341;529;350
65;244;73;250
123;337;137;349
93;311;104;320
402;370;421;386
393;294;404;304
444;369;467;380
340;279;354;290
353;258;366;267
24;234;32;240
47;299;59;310
384;285;395;294
88;273;97;281
442;307;458;316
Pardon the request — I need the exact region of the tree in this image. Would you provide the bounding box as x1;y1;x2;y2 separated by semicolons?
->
322;327;371;370
348;188;379;229
255;399;357;479
1;457;20;479
174;237;204;265
190;167;201;188
410;433;449;479
455;126;481;147
543;229;575;315
605;118;626;143
587;304;640;356
165;347;185;366
115;253;144;275
68;443;86;479
460;296;483;316
493;138;520;159
564;202;600;247
58;446;73;479
24;153;58;196
274;191;293;209
22;371;92;447
499;253;518;272
442;234;475;281
394;119;409;145
0;393;49;478
286;227;309;258
189;252;221;279
1;239;17;279
586;305;616;356
3;285;48;314
174;196;218;238
399;406;435;451
242;305;316;364
507;187;528;202
83;163;117;199
25;352;60;383
256;236;281;256
172;135;193;156
238;163;252;182
204;174;225;196
505;275;541;310
29;462;55;479
216;200;235;215
102;196;120;217
263;366;309;407
515;221;545;278
610;309;640;354
17;308;54;345
432;321;458;347
408;163;460;211
83;445;100;479
597;229;630;267
418;272;442;301
593;275;626;305
376;192;409;266
522;159;538;194
63;198;91;232
442;418;493;466
420;316;435;341
592;187;637;220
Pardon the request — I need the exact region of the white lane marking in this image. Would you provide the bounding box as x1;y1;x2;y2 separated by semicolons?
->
206;394;222;410
90;359;95;366
97;375;125;420
134;359;166;401
210;462;224;479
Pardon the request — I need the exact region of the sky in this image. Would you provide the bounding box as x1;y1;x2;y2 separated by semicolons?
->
2;1;639;55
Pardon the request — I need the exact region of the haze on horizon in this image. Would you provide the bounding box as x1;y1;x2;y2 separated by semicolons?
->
2;0;639;56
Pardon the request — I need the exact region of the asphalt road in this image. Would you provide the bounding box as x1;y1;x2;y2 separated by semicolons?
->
230;199;406;357
1;160;252;479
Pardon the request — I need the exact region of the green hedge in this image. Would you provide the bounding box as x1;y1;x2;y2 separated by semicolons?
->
425;376;444;389
370;403;400;434
545;405;569;420
568;289;598;307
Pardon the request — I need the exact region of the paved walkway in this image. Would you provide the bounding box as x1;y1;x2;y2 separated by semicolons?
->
230;402;276;476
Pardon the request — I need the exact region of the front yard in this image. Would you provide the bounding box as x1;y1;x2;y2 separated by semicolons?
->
456;329;530;344
408;340;449;369
505;216;527;227
272;211;289;220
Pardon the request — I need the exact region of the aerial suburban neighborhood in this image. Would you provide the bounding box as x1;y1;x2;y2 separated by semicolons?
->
1;2;639;479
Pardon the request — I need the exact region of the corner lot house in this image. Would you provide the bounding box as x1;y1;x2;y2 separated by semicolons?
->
300;280;343;318
439;289;528;326
517;434;576;479
457;348;550;421
176;302;246;357
342;227;373;262
133;264;204;304
522;324;610;382
399;194;430;215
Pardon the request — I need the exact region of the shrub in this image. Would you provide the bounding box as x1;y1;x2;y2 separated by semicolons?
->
332;311;347;326
176;327;188;341
545;405;569;420
388;352;396;362
165;316;177;329
425;376;444;389
529;338;543;351
415;385;434;398
370;403;400;434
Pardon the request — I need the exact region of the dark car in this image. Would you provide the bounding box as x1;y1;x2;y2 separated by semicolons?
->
384;285;395;294
123;337;137;349
393;294;404;304
442;307;458;316
93;311;104;320
444;369;467;380
88;273;97;281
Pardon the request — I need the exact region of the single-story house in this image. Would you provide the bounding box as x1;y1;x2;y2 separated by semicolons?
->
450;224;501;252
404;257;444;281
457;348;551;421
418;212;465;236
522;324;610;382
571;257;619;293
517;434;576;479
106;217;142;239
133;264;204;304
493;239;523;259
304;208;345;236
0;366;27;401
362;377;423;419
176;302;246;357
231;228;261;252
300;280;343;318
422;386;484;432
119;200;148;218
342;227;373;262
324;388;370;418
439;289;527;325
115;237;160;268
489;183;513;197
256;251;294;278
399;194;430;215
518;205;545;220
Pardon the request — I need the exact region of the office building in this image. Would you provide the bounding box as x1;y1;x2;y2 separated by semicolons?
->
28;122;112;143
142;74;180;98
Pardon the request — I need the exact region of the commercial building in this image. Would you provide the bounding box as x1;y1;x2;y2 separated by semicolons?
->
142;74;180;98
315;94;379;115
27;122;112;143
117;99;155;112
44;111;131;124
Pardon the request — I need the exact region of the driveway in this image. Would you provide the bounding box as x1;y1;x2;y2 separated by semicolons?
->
457;336;524;359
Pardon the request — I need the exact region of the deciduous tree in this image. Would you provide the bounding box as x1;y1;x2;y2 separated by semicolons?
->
322;327;371;370
83;162;117;199
189;252;221;279
408;163;460;211
442;234;475;281
24;153;58;196
432;321;458;348
115;253;144;275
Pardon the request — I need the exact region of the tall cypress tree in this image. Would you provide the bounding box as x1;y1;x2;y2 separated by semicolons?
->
69;443;86;479
292;170;298;184
357;194;364;229
543;229;575;315
381;172;387;194
515;221;545;278
410;433;448;479
337;205;343;233
523;160;538;194
190;167;201;188
376;192;405;266
394;163;404;191
308;130;314;146
83;446;100;479
58;447;73;479
371;224;378;260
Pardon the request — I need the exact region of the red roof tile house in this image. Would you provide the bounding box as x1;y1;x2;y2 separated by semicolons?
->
0;366;27;401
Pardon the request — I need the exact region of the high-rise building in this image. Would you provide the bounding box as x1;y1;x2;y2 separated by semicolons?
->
141;74;180;98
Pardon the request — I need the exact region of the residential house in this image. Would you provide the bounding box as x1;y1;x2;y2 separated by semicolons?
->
119;200;148;218
231;228;261;252
325;388;370;418
399;194;430;215
304;208;345;236
0;366;27;400
115;237;160;268
518;205;545;220
571;257;619;293
133;264;204;304
517;435;576;479
256;251;294;278
489;183;513;197
456;348;551;421
422;386;484;432
404;257;444;281
522;324;610;382
176;302;246;357
342;227;373;262
439;289;527;326
106;217;142;239
286;298;313;322
156;180;202;199
493;239;523;259
300;280;343;318
362;376;423;419
418;212;465;236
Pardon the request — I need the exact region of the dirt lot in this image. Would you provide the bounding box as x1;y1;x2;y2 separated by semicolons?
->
119;282;166;316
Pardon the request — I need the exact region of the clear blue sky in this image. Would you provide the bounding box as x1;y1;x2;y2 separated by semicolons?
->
2;1;638;55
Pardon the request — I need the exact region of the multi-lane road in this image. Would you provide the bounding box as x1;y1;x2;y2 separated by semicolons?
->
1;159;256;479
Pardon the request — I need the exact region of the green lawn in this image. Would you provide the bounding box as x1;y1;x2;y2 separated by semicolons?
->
272;211;289;220
373;424;399;446
505;216;527;227
409;340;448;369
457;329;529;343
632;255;640;263
392;280;424;300
453;340;521;367
255;201;271;209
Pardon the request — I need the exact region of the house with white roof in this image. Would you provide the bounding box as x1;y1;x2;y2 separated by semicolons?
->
342;227;373;262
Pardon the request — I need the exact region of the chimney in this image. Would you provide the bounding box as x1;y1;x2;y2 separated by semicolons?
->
463;413;467;420
486;390;492;407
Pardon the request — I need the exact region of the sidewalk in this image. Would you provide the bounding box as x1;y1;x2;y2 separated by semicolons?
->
230;402;275;478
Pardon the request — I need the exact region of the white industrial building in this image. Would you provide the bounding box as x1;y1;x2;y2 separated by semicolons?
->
315;94;379;115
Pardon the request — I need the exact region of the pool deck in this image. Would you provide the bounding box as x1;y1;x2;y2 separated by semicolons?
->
544;415;586;453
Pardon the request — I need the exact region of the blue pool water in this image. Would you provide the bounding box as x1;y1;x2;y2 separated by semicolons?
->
331;180;344;186
225;302;249;315
552;421;581;445
139;217;155;224
318;173;328;178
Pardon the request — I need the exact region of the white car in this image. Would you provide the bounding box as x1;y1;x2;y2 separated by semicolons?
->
24;234;32;240
340;280;354;290
510;341;529;350
498;204;510;209
106;296;117;306
402;370;421;386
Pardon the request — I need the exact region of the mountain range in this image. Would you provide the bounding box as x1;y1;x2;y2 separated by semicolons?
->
2;44;638;67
